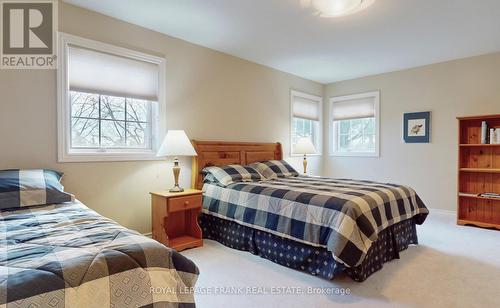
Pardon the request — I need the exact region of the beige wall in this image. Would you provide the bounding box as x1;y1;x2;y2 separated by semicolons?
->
0;3;323;233
324;52;500;212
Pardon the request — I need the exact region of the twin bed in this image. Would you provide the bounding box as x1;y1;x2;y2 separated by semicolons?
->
1;140;428;307
0;170;198;307
192;140;429;281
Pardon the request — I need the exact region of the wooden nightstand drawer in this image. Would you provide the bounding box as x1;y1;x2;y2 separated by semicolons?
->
168;195;202;212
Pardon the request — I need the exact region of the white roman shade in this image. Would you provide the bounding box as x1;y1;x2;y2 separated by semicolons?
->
331;97;375;121
292;96;321;121
68;46;159;101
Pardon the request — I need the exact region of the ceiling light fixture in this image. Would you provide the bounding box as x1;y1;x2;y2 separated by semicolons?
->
301;0;375;17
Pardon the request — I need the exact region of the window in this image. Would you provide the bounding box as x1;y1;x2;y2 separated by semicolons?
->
337;118;375;152
330;91;380;157
57;33;166;162
70;91;152;149
290;90;322;155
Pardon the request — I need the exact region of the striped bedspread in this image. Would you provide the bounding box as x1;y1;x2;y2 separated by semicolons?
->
0;200;198;307
203;176;428;267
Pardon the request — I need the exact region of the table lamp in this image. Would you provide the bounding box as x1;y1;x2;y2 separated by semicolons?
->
157;130;197;192
294;137;317;174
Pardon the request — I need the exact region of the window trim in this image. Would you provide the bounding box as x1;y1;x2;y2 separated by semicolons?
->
329;91;380;157
290;90;322;157
57;32;166;162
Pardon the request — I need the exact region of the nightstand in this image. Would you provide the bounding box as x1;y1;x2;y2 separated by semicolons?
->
150;189;203;251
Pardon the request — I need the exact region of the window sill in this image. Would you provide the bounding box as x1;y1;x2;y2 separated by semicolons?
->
58;151;163;163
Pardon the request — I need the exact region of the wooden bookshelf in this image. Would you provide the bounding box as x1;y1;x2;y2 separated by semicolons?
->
457;114;500;229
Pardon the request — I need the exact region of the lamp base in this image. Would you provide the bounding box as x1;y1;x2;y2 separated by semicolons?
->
170;157;184;193
169;185;184;193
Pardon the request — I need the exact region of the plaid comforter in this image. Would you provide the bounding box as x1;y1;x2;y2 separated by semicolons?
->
0;200;199;307
203;176;428;268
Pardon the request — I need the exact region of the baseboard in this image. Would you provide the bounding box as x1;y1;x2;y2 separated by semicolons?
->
142;232;152;238
428;207;456;216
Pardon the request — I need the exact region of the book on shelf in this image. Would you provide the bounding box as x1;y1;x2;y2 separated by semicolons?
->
459;192;500;199
478;193;500;199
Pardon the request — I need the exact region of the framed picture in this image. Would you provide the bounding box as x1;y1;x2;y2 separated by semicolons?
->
403;111;431;143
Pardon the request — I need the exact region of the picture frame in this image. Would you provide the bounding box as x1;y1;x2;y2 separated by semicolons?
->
403;111;431;143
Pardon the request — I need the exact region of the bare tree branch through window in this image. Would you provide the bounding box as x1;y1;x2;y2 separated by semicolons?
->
70;91;151;149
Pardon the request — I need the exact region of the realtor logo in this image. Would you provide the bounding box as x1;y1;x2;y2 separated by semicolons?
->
1;0;57;69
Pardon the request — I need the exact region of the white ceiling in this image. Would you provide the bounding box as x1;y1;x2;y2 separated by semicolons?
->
64;0;500;84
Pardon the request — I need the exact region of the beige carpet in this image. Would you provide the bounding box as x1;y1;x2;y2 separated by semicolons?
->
182;211;500;308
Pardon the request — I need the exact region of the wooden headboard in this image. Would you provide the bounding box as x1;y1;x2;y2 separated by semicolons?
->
191;140;283;189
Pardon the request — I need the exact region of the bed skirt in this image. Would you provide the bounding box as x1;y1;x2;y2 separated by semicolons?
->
199;213;419;281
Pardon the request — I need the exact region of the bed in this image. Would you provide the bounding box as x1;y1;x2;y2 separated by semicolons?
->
191;141;429;281
0;169;198;307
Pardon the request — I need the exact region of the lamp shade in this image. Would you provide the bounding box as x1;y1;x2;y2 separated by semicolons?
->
157;130;197;157
294;137;317;154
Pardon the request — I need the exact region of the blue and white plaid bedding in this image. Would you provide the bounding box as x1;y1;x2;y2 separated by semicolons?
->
0;200;199;307
202;176;428;268
249;160;299;179
0;169;74;210
202;164;264;186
